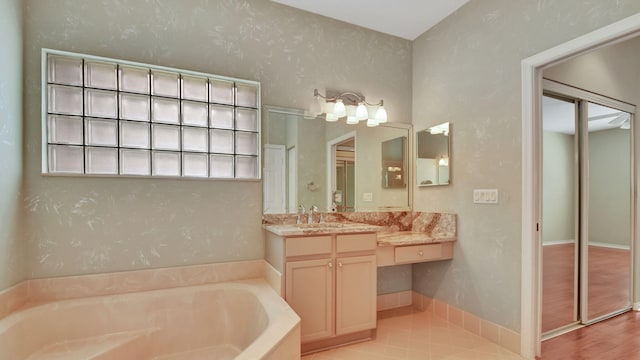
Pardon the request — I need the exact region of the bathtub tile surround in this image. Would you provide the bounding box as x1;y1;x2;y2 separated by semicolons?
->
0;282;29;320
0;259;281;311
0;260;299;359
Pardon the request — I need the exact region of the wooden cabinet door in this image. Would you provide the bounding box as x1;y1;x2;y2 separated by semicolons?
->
335;254;377;335
285;258;334;342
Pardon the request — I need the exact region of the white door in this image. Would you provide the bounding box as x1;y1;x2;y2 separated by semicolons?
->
263;144;286;214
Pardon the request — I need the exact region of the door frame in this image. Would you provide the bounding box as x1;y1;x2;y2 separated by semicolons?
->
521;13;640;359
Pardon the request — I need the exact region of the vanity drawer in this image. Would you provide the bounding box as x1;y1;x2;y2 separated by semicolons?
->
394;243;443;264
336;233;377;253
286;235;332;257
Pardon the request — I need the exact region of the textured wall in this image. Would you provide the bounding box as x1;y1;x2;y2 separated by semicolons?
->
544;36;640;105
0;0;24;290
412;0;640;331
589;129;631;247
542;132;574;244
22;0;411;278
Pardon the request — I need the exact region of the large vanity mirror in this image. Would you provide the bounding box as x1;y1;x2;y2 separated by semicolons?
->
416;122;451;186
263;106;411;214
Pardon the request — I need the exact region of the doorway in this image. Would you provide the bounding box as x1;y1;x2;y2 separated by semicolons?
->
541;86;634;338
521;15;640;359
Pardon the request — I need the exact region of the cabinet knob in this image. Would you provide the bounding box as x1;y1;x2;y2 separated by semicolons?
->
418;250;424;257
338;261;343;268
328;261;333;270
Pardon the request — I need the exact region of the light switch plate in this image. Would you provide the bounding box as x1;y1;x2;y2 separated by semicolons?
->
363;192;373;202
474;189;498;204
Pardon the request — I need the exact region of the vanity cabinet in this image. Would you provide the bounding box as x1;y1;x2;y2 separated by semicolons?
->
267;232;377;352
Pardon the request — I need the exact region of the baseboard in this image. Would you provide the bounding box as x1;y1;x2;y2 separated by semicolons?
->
411;291;521;355
589;242;630;250
542;239;575;246
543;240;630;250
633;302;640;311
377;290;412;311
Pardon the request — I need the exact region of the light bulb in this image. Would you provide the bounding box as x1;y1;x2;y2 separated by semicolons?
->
375;106;387;123
333;99;346;118
326;112;339;122
366;118;378;127
346;116;359;124
355;103;368;121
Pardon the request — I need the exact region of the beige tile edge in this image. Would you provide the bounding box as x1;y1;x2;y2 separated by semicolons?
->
0;281;29;319
376;290;413;311
411;291;521;355
263;261;283;297
28;259;267;302
2;260;272;315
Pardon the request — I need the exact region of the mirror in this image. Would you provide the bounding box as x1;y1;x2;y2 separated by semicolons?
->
262;106;411;213
416;122;450;186
381;136;407;189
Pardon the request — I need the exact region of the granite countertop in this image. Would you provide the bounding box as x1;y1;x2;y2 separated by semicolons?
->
376;231;457;247
263;222;383;236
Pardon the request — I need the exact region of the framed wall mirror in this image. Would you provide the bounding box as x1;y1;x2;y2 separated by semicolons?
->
262;106;412;214
416;122;450;186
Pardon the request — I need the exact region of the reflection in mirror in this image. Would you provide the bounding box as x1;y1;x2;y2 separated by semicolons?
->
330;135;356;212
381;137;407;189
416;122;450;186
262;106;411;214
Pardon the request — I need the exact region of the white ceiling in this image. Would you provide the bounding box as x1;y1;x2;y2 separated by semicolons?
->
271;0;470;40
543;96;630;134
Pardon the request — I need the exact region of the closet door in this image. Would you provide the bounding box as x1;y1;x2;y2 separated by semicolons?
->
541;95;580;334
582;102;633;323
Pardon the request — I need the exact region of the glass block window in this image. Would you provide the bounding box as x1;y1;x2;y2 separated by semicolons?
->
43;50;261;179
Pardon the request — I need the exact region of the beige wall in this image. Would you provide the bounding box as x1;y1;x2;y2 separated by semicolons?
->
544;36;640;105
542;131;575;244
0;0;24;290
411;0;640;332
22;0;411;278
589;129;632;248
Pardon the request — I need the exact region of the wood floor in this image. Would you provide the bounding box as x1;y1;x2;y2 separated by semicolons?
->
541;311;640;359
541;243;634;359
542;243;577;332
542;243;631;333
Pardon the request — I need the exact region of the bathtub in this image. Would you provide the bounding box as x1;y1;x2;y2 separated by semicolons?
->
0;279;300;359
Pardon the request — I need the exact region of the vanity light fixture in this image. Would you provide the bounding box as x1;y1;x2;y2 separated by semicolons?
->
309;89;387;127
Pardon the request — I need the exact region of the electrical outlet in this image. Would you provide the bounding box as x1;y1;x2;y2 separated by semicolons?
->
473;189;499;204
363;192;373;202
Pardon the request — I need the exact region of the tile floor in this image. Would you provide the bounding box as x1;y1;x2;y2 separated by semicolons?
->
302;307;525;360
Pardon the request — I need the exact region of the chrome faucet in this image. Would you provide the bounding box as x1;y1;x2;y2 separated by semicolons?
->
297;204;306;224
308;205;318;224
